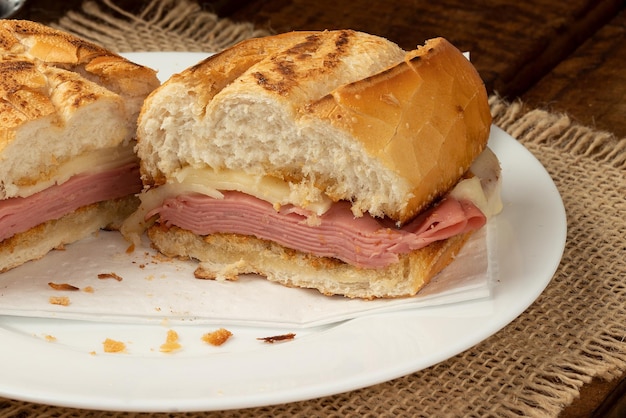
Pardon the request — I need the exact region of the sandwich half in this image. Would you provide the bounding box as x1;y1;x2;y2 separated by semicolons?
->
0;20;160;272
125;30;501;299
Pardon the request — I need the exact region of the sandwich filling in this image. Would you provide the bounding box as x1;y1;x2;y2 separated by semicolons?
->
149;191;484;268
0;145;141;242
125;148;501;269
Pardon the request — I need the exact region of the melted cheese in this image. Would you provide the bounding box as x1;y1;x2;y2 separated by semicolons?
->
172;166;333;215
450;176;502;219
17;144;137;198
450;147;503;219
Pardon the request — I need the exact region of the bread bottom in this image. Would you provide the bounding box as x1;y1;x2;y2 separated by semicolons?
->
0;196;139;273
147;225;473;299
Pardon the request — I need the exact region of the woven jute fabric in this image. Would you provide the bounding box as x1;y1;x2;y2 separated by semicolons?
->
51;0;270;52
2;1;626;417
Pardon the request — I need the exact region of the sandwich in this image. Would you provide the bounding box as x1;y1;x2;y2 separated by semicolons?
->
0;20;160;272
124;30;502;299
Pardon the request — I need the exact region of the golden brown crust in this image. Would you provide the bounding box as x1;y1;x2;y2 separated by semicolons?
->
309;37;491;220
0;20;158;97
0;56;114;155
147;225;472;299
0;58;52;131
176;31;318;107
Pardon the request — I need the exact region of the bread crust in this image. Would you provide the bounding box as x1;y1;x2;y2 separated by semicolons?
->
310;37;492;219
147;225;472;299
0;20;158;99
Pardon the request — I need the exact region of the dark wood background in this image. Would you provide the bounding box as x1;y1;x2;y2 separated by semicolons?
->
13;0;626;416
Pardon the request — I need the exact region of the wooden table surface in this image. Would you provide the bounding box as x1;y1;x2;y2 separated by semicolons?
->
13;0;626;416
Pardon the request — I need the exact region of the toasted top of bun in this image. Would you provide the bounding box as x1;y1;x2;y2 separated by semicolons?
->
137;30;490;223
0;20;160;199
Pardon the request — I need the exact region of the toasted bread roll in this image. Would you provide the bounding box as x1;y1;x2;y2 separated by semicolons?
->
130;30;497;298
0;20;159;271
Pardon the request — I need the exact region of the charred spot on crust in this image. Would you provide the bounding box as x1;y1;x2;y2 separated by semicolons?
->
8;21;31;35
72;92;98;107
285;35;322;56
0;59;35;76
274;59;295;77
335;30;351;48
253;71;289;95
0;36;13;50
323;52;337;68
253;30;357;95
69;38;107;56
253;71;268;85
305;34;320;43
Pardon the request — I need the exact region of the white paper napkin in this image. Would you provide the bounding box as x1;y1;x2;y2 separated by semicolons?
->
0;223;496;328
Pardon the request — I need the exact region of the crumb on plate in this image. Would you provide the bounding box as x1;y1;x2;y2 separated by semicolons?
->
49;296;70;306
103;338;126;353
257;333;296;344
97;272;123;281
48;282;79;291
159;329;182;353
202;328;233;346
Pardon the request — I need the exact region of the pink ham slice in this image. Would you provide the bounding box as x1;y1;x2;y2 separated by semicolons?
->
0;163;141;242
148;191;486;269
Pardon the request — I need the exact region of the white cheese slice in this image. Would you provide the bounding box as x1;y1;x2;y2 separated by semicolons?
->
450;147;503;219
16;144;137;198
172;166;333;215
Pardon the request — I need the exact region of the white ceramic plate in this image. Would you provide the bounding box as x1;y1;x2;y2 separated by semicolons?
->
0;53;566;412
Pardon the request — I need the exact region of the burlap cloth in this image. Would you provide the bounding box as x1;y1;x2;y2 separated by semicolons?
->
1;0;625;416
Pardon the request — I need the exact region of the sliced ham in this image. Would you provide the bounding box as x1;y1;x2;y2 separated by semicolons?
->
0;163;141;242
148;191;486;269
